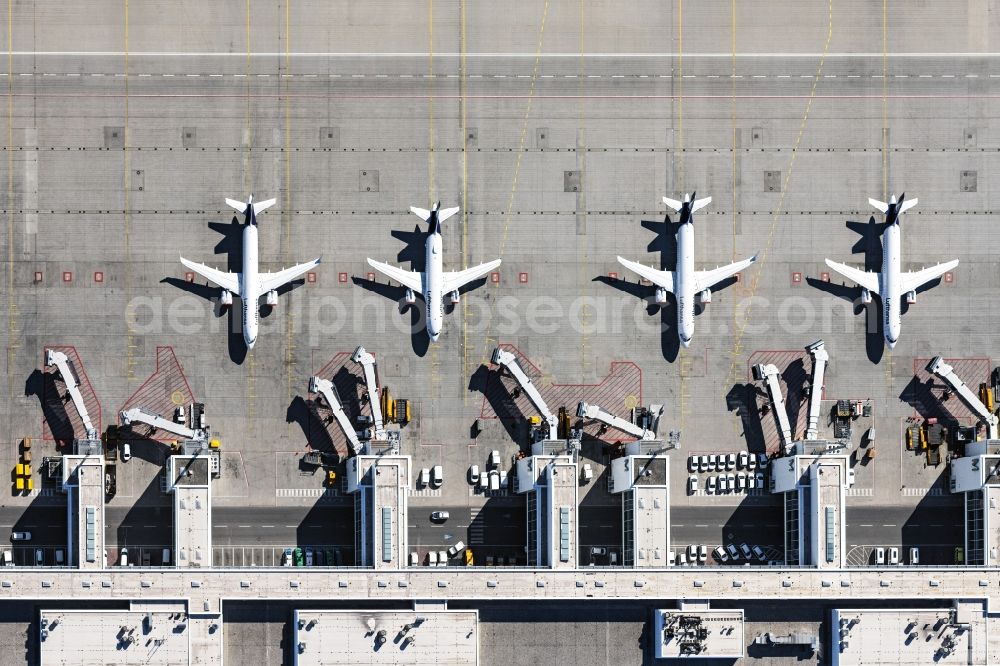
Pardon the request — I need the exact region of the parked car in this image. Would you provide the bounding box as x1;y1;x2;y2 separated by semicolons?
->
738;451;749;469
707;476;717;494
889;547;899;565
687;545;697;561
431;465;444;488
305;548;314;566
699;456;710;473
736;473;746;491
10;532;30;542
35;549;43;565
677;551;687;566
747;473;757;490
121;443;131;462
294;548;304;566
752;545;766;562
428;551;438;566
447;541;466;558
438;551;448;566
726;544;739;559
726;453;737;470
668;550;676;566
714;546;729;563
910;547;920;565
707;454;717;472
747;455;757;471
591;547;607;556
282;548;293;566
726;473;736;492
419;468;430;487
718;475;727;493
408;552;419;566
499;470;509;487
739;543;752;559
119;547;129;567
688;456;697;473
687;475;698;494
755;472;765;488
469;465;480;484
875;547;885;565
55;549;64;565
162;548;171;565
430;511;450;522
757;453;769;468
698;545;708;564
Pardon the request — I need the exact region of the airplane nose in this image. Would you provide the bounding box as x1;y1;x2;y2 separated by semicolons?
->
886;337;897;350
429;332;440;342
680;335;691;348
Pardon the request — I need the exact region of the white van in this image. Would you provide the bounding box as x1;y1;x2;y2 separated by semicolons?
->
909;547;920;565
162;548;171;565
419;468;430;487
119;548;129;566
875;547;885;565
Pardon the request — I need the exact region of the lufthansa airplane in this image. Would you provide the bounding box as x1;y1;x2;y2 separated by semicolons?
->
617;193;757;347
180;196;321;349
825;193;958;349
367;202;501;342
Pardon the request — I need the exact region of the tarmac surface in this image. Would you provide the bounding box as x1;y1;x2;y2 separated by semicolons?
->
1;0;999;663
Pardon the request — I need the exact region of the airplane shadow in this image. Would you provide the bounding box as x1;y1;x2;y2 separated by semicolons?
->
391;225;427;271
352;277;430;358
809;216;886;364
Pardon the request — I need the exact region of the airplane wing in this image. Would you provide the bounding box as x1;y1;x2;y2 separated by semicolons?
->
899;259;959;295
616;256;674;293
441;259;502;295
367;258;424;293
692;255;756;293
180;257;240;293
825;258;880;295
259;257;321;294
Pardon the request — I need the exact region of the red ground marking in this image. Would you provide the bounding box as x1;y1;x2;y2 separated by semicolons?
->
367;272;375;281
61;271;72;283
791;272;802;284
33;271;42;283
746;350;810;455
94;271;104;283
118;347;196;442
909;357;990;421
608;272;618;280
821;272;830;282
479;344;643;445
491;272;500;284
944;272;954;284
41;345;102;443
518;272;528;284
338;272;348;284
185;272;195;283
307;272;317;284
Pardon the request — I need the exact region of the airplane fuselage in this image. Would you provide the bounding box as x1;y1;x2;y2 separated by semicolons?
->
880;221;902;349
240;222;261;348
424;230;444;341
675;219;696;347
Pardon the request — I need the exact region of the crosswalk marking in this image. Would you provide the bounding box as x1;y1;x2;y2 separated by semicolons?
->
468;507;485;545
409;487;442;498
846;487;874;497
901;487;946;497
276;488;341;499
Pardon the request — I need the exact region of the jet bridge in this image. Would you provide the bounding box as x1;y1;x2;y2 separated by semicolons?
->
119;407;206;442
351;346;386;441
752;363;793;450
576;402;663;441
491;347;558;442
804;340;829;440
45;349;99;441
927;357;999;439
309;377;364;456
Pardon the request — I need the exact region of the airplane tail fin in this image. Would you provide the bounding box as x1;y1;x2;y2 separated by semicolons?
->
437;206;460;223
226;197;277;216
898;198;917;214
690;196;712;213
662;196;683;212
226;198;247;213
252;198;277;215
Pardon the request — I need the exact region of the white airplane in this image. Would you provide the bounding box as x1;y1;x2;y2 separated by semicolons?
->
616;193;757;348
180;195;321;349
367;202;501;342
825;193;958;349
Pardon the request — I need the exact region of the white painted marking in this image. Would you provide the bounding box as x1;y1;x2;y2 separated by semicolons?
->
12;51;1000;58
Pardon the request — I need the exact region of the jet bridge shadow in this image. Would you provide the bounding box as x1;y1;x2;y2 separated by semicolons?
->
725;383;768;454
899;375;966;427
468;365;529;447
285;396;336;455
782;358;808;441
25;369;76;449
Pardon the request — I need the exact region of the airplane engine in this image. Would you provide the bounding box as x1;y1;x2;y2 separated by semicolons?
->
906;290;916;305
860;288;872;305
219;289;233;307
266;290;279;307
654;287;668;304
698;289;712;304
450;290;461;305
404;288;417;305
